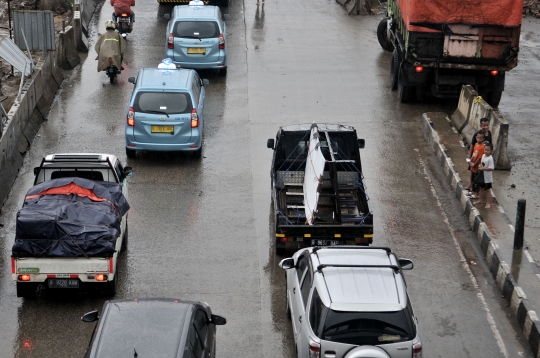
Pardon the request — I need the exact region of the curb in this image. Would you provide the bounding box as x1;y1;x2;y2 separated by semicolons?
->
421;113;540;357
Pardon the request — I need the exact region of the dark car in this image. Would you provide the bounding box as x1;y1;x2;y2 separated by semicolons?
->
81;298;226;357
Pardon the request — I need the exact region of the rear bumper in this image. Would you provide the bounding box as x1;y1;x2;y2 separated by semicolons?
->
165;53;227;70
125;138;202;152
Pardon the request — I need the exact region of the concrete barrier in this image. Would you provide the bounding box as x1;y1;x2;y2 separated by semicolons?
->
0;51;62;208
450;85;511;170
58;26;80;70
73;11;89;52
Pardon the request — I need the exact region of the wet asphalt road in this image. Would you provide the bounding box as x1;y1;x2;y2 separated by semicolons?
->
0;0;536;357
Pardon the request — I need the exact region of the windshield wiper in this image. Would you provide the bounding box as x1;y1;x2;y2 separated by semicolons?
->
143;110;169;118
181;35;203;41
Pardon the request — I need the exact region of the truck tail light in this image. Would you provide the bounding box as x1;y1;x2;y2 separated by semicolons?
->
191;109;199;128
18;275;31;281
96;274;108;281
109;258;114;274
280;237;288;243
127;107;135;126
11;257;15;274
415;66;423;73
168;33;174;49
413;342;422;357
490;70;499;76
308;339;320;358
219;34;225;49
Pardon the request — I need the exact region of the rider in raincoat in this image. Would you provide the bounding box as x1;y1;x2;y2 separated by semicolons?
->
94;21;126;72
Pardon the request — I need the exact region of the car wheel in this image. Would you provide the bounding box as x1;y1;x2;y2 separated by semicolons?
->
193;147;202;159
397;69;415;103
126;147;136;159
219;67;227;76
377;17;394;52
390;48;401;90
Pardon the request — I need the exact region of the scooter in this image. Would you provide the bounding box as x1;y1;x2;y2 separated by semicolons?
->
116;13;133;38
104;57;121;84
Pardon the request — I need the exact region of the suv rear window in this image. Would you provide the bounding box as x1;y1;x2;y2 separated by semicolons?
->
134;92;193;114
321;309;415;346
174;21;220;38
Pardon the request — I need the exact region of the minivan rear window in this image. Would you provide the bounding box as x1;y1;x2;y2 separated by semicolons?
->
321;309;415;346
174;21;220;38
133;92;193;114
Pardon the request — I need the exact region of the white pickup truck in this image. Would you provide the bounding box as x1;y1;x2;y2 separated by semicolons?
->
11;153;132;298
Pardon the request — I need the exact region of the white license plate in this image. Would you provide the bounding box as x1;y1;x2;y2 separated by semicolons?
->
311;239;339;246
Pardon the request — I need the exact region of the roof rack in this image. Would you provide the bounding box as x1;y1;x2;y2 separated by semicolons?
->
316;264;400;273
312;246;392;255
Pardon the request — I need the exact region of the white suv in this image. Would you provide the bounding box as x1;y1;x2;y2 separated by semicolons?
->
279;246;422;358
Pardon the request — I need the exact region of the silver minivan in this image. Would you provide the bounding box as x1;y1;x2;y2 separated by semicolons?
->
164;5;228;76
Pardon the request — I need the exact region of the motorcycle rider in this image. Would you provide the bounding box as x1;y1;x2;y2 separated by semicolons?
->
111;0;135;28
95;21;126;73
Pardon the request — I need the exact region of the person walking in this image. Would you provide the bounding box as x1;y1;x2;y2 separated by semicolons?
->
473;143;495;209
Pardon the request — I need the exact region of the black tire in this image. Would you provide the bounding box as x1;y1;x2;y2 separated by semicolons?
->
103;271;117;297
221;0;229;7
193;147;202;159
483;90;502;107
377;18;394;52
276;247;285;256
398;69;415;103
109;73;115;84
390;48;401;90
121;221;128;252
286;290;291;320
219;67;227;76
16;282;35;298
126;147;136;159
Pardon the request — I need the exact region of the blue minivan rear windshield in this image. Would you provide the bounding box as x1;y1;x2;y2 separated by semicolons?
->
134;92;193;114
174;21;220;38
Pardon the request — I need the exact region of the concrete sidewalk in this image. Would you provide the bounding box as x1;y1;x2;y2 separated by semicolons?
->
422;112;540;358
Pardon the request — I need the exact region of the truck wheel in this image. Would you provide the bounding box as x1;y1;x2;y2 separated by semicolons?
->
16;282;35;298
398;70;415;103
483;90;502;107
104;273;117;297
390;49;401;90
377;18;394;52
126;147;136;159
121;222;128;252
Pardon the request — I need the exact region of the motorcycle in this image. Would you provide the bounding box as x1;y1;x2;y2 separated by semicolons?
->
104;57;121;84
116;13;133;38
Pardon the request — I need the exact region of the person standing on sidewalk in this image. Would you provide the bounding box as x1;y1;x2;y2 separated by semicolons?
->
473;143;495;209
468;117;492;158
466;131;485;197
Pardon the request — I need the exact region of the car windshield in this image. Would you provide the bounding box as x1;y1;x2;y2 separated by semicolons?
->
321;309;415;346
174;21;220;38
133;92;193;115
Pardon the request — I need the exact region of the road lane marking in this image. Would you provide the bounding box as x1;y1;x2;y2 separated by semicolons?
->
524;250;535;263
509;225;515;233
419;155;510;358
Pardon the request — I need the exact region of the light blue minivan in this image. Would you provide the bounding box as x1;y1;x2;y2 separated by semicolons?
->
164;5;228;76
125;67;208;158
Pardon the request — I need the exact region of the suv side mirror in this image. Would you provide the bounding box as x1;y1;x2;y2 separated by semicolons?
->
128;77;136;84
81;310;99;323
202;78;210;86
357;139;365;149
222;14;230;21
279;258;294;270
211;314;227;325
267;138;275;149
164;13;171;20
123;166;133;176
398;258;414;270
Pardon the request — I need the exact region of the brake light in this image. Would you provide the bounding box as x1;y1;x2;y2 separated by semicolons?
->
219;34;225;49
96;274;107;281
413;342;422;356
415;66;423;73
11;257;15;274
191;109;199;128
127;107;135;126
168;33;174;49
280;237;288;243
121;13;128;16
19;275;31;281
109;258;114;274
308;339;320;358
490;70;499;76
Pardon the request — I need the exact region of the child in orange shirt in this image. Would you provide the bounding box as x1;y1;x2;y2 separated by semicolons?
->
466;132;485;198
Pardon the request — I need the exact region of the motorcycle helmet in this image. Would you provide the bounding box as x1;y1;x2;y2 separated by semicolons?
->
105;20;116;30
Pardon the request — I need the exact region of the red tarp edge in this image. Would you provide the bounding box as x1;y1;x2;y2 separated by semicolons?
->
26;183;116;209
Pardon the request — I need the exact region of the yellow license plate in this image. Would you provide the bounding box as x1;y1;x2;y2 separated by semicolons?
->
151;125;174;133
187;48;206;54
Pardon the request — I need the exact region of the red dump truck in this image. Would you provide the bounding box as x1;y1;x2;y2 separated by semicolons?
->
377;0;523;106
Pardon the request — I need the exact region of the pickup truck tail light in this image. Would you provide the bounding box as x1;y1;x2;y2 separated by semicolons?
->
11;257;15;274
413;342;422;357
191;109;199;128
168;33;174;49
18;275;31;281
490;70;499;76
219;34;225;49
96;274;108;281
308;339;320;358
127;107;135;126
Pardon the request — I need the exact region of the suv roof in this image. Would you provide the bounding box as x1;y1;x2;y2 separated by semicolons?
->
310;247;408;312
172;5;221;19
135;68;194;90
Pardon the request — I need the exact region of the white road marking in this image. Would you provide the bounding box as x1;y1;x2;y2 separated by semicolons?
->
418;155;510;358
536;274;540;282
524;250;535;263
509;225;515;233
498;206;505;214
